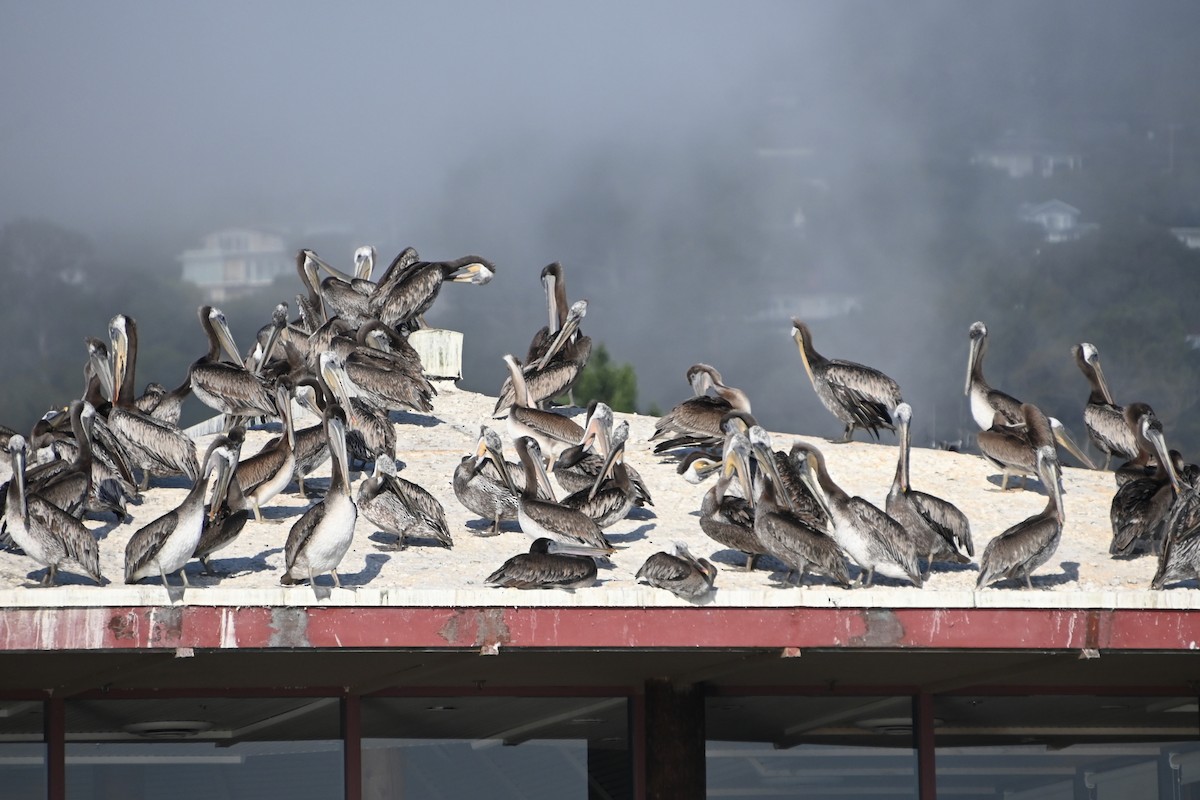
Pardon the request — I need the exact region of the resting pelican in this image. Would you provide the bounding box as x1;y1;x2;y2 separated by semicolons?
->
233;384;296;520
125;436;237;588
370;254;495;329
282;405;358;589
367;246;421;309
192;429;251;574
965;321;1022;429
976;446;1065;589
306;246;376;327
1072;343;1137;469
1110;406;1174;557
651;364;753;453
500;354;584;462
791;440;923;587
453;426;534;536
1151;443;1200;589
749;430;850;588
554;403;652;505
698;433;767;570
886;403;973;574
636;543;717;599
485;537;601;589
319;353;396;466
338;321;435;414
108;314;200;488
560;420;637;529
495;299;592;413
977;402;1091;488
357;458;452;550
5;435;102;586
791;319;902;442
189;306;278;422
507;436;613;552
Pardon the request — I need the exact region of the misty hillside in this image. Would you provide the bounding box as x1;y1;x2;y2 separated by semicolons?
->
3;1;1200;456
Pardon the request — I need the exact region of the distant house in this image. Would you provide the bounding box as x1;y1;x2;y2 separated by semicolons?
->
1018;200;1098;243
972;137;1083;179
179;228;292;302
1170;227;1200;250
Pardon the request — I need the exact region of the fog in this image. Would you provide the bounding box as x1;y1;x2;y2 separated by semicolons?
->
3;1;1200;449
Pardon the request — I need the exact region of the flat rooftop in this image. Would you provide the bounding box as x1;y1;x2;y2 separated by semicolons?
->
0;382;1191;617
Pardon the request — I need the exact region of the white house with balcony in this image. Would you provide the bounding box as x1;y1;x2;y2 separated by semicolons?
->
179;228;292;301
1018;200;1098;243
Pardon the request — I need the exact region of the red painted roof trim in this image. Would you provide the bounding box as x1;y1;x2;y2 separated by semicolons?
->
0;606;1197;652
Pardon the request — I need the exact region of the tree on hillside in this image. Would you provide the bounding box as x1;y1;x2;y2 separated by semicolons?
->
565;344;639;414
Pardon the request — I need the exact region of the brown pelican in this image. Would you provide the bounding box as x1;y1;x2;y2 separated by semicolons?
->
108;314;200;487
453;426;538;536
135;375;192;429
305;247;376;327
24;401;123;521
1111;407;1177;558
369;254;495;329
976;403;1093;489
560;420;637;529
232;384;296;520
367;246;421;309
651;365;754;454
886;403;973;574
338;321;435;414
1072;343;1137;469
790;319;902;443
189;306;279;422
319;352;396;466
125;436;237;588
282;404;358;588
1151;443;1200;589
554;403;653;505
965;321;1023;430
508;436;613;552
192;429;251;574
500;354;584;462
748;430;851;588
286;379;333;495
791;441;923;587
678;451;722;484
636;543;717;599
4;435;102;585
699;432;767;570
485;537;600;589
357;458;452;549
495;296;592;413
976;446;1065;589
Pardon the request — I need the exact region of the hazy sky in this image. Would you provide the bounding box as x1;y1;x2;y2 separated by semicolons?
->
0;1;804;236
4;1;1200;439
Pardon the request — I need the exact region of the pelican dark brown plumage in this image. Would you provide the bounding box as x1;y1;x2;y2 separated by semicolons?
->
1072;342;1137;469
791;319;902;443
636;543;717;599
976;446;1066;589
485;537;600;590
790;440;923;587
886;403;973;574
4;435;102;586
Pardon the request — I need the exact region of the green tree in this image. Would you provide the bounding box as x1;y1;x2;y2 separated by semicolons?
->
565;344;639;413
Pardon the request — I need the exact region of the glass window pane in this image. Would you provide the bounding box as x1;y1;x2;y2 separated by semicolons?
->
362;696;631;799
707;695;918;798
66;697;343;800
0;699;45;800
934;695;1200;799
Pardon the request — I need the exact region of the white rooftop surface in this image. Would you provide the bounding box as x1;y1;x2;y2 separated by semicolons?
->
0;382;1193;610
